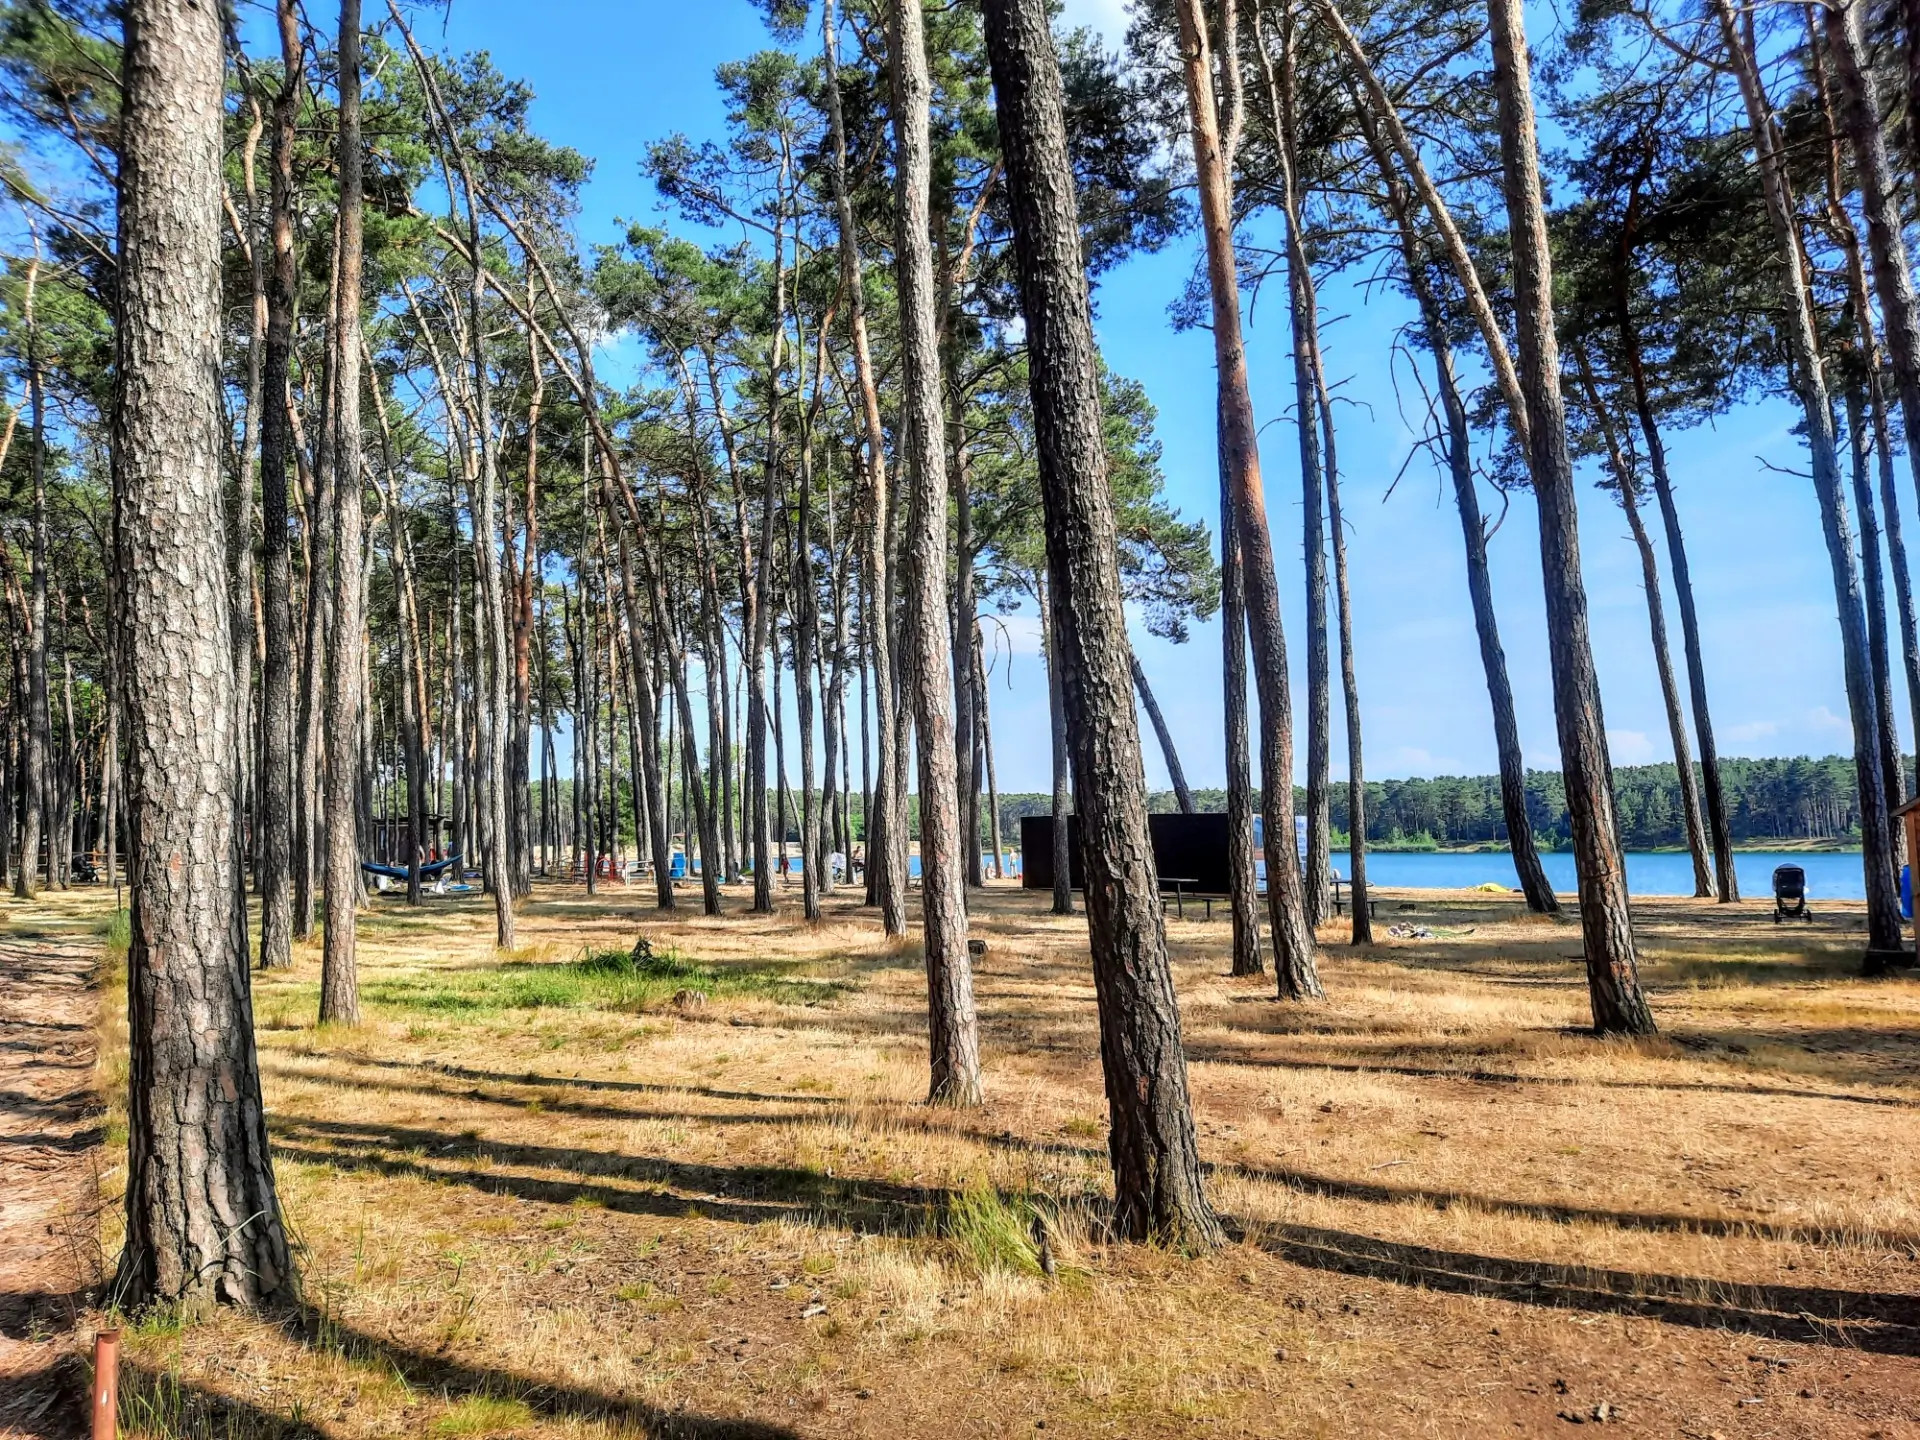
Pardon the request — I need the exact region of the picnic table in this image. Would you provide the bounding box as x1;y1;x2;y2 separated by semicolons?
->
1160;876;1211;919
1331;874;1379;919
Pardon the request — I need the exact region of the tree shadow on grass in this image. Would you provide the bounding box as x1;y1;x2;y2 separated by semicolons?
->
274;1116;1920;1360
1180;1040;1920;1109
1215;1155;1920;1250
0;1348;85;1440
272;1114;947;1237
268;1055;1915;1253
115;1361;329;1440
277;1305;801;1438
267;1110;1920;1363
1230;1217;1920;1357
343;1054;845;1109
261;1059;834;1134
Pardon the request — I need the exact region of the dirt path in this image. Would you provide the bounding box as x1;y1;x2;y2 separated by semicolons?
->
0;895;105;1440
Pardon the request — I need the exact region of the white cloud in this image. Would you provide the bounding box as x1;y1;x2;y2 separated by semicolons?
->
1379;745;1463;776
1805;705;1853;736
1607;729;1657;765
1723;718;1780;745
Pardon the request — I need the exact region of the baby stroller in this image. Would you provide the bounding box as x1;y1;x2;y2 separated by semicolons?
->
1772;864;1811;923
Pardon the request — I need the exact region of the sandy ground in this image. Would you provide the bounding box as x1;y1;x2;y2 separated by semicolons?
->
9;874;1920;1437
0;890;105;1440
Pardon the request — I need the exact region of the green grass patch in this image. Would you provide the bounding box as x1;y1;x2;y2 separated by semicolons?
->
943;1178;1044;1278
431;1395;536;1436
120;1361;322;1437
100;906;131;970
361;938;838;1018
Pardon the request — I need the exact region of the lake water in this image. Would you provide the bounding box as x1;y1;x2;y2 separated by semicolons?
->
745;848;1871;900
1311;849;1871;901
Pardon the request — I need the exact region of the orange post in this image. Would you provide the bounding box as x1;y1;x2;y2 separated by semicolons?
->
91;1329;119;1440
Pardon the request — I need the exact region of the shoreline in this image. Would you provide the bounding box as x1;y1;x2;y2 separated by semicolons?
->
1355;840;1865;856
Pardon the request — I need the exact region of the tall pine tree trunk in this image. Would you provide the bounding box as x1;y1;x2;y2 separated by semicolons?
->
1337;24;1557;914
16;253;46;898
321;0;367;1024
794;391;825;921
230;111;265;905
823;0;906;932
1130;655;1195;814
891;0;980;1105
1219;426;1265;972
1870;370;1920;793
1828;0;1920;572
111;0;292;1311
294;238;338;943
256;0;299;964
1270;6;1331;929
1715;0;1904;966
1846;384;1907;865
1489;0;1653;1031
984;0;1223;1246
974;629;1005;878
1571;344;1710;897
1039;576;1073;917
1178;0;1320;997
1324;417;1370;943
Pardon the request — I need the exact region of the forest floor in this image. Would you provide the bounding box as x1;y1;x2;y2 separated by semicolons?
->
0;889;108;1440
14;875;1920;1438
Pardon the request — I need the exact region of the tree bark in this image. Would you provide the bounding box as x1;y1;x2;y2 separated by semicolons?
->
321;0;367;1025
16;251;46;898
984;0;1224;1247
294;227;339;943
599;458;676;904
111;0;292;1312
644;526;722;915
509;273;542;901
891;0;981;1105
1039;575;1073;917
1611;293;1737;901
1827;0;1920;810
822;2;907;933
1129;654;1194;814
1219;415;1264;972
1572;345;1710;898
1846;384;1907;870
1176;0;1321;997
1714;0;1905;966
1340;52;1561;914
1869;369;1920;800
1270;6;1331;929
1324;411;1370;944
256;0;300;966
793;343;825;921
974;628;1005;878
1488;0;1653;1032
399;10;515;948
229;107;265;903
370;364;429;905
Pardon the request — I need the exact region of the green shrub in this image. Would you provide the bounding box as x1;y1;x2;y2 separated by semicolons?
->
360;937;836;1018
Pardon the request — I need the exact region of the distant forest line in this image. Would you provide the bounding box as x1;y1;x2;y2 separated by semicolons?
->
522;754;1880;854
995;755;1880;852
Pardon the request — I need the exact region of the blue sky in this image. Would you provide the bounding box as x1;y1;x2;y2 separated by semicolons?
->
422;0;1873;795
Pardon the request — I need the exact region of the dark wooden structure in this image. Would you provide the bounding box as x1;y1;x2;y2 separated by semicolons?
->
1021;813;1249;898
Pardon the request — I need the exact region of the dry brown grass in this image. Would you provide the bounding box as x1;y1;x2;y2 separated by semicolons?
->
57;877;1920;1436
